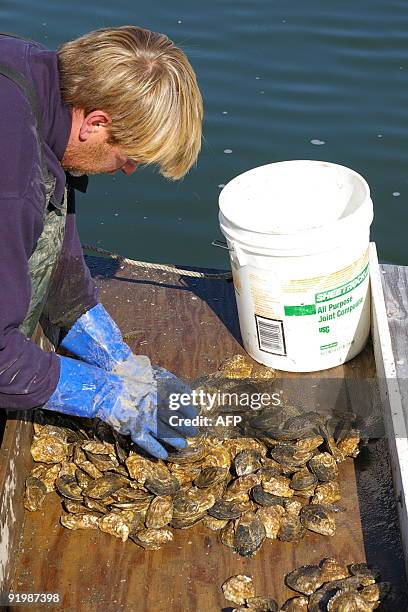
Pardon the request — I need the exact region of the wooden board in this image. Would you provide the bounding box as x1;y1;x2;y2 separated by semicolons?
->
4;256;408;610
0;325;56;593
0;412;32;593
370;243;408;574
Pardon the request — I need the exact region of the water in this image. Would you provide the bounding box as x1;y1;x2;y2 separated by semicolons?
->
2;0;408;267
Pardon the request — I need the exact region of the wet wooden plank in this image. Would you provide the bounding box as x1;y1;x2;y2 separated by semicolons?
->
7;257;407;609
0;325;63;593
370;245;408;574
0;411;32;592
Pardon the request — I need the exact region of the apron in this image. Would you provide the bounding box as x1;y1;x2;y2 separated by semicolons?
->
0;59;67;342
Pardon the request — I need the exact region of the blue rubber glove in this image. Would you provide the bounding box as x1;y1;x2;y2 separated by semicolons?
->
44;355;194;459
60;303;198;432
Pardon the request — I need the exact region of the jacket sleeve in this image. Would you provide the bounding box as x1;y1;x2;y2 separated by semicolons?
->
43;184;99;330
0;73;61;411
0;194;60;410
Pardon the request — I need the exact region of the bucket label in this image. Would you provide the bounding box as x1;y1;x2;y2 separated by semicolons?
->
255;314;286;355
315;264;369;303
249;249;370;363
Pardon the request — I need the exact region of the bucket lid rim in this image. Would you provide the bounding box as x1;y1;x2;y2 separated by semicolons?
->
219;159;371;234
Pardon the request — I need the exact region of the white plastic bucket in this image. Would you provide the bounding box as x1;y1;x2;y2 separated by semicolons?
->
219;160;373;372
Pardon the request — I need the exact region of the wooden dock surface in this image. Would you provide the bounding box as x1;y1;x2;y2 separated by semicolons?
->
3;257;408;611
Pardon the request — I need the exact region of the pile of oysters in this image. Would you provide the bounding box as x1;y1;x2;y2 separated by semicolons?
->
25;355;363;554
222;558;389;610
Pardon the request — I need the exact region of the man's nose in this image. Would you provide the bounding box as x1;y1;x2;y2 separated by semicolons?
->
121;160;139;176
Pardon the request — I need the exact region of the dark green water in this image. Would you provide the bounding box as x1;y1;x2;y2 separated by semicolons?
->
2;0;408;267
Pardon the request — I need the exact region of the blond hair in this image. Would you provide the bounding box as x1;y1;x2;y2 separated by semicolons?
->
57;26;203;179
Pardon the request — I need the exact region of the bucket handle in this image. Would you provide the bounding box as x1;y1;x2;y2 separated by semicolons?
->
211;239;231;251
212;239;247;266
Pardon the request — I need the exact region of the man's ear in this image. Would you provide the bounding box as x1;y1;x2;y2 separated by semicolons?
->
79;110;112;141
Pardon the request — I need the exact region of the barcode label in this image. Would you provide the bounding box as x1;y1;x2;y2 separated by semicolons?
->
255;315;286;355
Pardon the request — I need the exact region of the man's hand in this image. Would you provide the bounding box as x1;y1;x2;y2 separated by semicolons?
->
44;355;197;459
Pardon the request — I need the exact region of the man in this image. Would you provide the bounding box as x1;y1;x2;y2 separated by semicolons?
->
0;26;203;458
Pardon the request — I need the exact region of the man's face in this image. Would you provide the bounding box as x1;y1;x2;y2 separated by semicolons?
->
62;139;139;177
61;110;139;176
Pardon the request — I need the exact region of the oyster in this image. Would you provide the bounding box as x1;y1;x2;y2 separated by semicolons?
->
208;500;247;520
221;575;255;605
285;564;323;595
311;481;341;505
60;512;100;530
202;516;229;531
257;465;282;481
206;480;227;501
24;477;47;511
223;491;250;504
172;488;215;528
127;511;146;538
56;475;83;501
98;510;134;542
58;462;78;477
337;430;361;458
253;411;322;441
234;512;266;556
131;527;173;549
251;485;287;508
193;466;228;488
125;455;155;483
271;444;314;469
294;435;324;451
84;450;118;472
145;496;173;528
260;457;284;472
201;444;231;468
75;468;92;490
83;497;108;514
220;520;236;548
295;485;317;499
31;435;69;464
348;563;380;585
234;449;262;476
256;505;285;539
32;463;60;493
76;460;103;480
85;474;126;500
63;500;89;514
166;439;208;464
290;468;318;491
280;597;309;611
308;577;365;612
309;453;339;483
278;514;306;542
319;558;349;582
81;440;115;455
300;504;337;536
360;582;390;603
34;424;68;442
227;473;261;495
223;438;267;459
246;596;279;611
170;463;202;486
110;488;152;512
262;475;294;498
327;589;372;611
145;473;180;496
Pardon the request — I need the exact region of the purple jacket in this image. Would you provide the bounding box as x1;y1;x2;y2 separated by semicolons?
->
0;34;98;410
